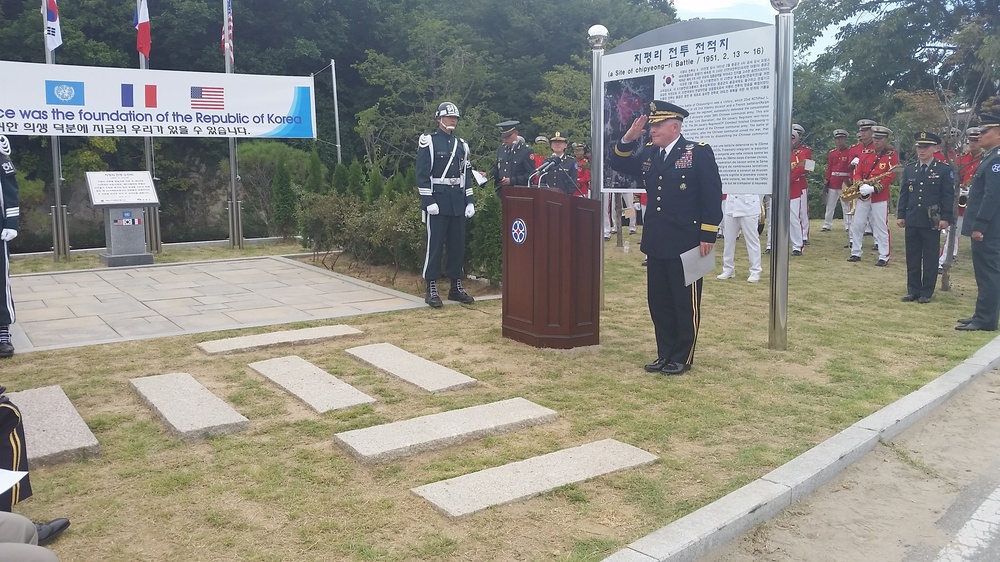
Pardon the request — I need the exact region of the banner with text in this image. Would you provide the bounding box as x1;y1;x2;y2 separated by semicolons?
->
601;24;775;194
0;60;316;139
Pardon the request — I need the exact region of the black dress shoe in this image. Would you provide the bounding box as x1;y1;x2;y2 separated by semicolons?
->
791;249;802;256
956;323;994;331
958;317;974;325
847;255;861;262
660;362;691;375
901;294;918;302
876;259;888;266
35;518;70;546
918;296;931;304
641;259;648;267
0;341;13;358
644;358;667;372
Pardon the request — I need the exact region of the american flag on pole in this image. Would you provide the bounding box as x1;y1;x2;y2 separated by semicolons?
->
42;0;63;51
221;0;234;65
190;86;225;110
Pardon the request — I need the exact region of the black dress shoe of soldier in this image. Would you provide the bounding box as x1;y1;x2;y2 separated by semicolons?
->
0;341;13;358
35;518;70;546
918;296;931;304
957;317;974;325
956;323;994;331
660;362;691;375
644;358;667;372
901;294;918;302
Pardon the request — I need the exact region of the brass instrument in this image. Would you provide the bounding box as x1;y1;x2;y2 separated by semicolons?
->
958;185;970;209
840;165;903;202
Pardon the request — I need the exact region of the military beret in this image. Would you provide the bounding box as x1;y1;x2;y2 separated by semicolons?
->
550;132;568;142
914;131;941;146
871;125;891;138
833;129;849;138
857;119;877;130
979;113;1000;130
648;100;688;123
496;120;520;138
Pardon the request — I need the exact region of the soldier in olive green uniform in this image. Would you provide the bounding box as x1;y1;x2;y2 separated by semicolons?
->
492;120;535;191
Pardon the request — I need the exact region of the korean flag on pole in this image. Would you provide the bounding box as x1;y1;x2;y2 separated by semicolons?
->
42;0;63;51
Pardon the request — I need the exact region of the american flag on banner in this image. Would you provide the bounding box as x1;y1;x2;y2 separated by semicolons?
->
42;0;63;51
221;0;234;65
190;86;225;110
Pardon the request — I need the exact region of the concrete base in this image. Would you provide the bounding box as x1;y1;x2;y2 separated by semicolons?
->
100;252;154;267
7;385;101;466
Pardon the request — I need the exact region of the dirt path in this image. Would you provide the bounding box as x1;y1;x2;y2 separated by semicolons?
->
704;369;1000;562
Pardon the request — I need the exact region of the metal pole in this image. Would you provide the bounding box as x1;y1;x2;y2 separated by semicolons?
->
139;51;162;253
224;0;242;249
589;24;609;309
768;0;799;350
44;36;68;260
331;59;343;165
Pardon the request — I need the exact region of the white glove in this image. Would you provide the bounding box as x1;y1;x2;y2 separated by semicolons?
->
464;203;475;218
850;157;859;166
859;183;875;196
426;203;440;216
633;202;642;211
0;229;16;242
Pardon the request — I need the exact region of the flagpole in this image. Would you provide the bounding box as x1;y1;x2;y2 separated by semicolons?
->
43;3;69;261
224;0;242;249
331;59;342;165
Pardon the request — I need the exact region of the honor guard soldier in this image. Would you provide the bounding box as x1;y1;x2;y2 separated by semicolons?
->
897;132;954;303
848;119;878;243
416;102;476;308
824;129;853;233
537;132;578;195
492;120;535;191
0;136;19;358
941;127;983;270
790;124;813;254
609;100;722;376
956;114;1000;331
848;125;898;266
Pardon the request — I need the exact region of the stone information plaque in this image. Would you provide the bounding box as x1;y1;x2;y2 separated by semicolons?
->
85;171;159;208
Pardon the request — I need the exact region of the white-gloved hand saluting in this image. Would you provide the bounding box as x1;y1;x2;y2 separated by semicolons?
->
0;229;16;242
465;203;475;218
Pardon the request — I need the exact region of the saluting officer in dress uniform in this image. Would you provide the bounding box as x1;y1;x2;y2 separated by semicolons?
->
537;132;578;195
609;101;723;376
956;114;1000;331
0;135;19;358
897;131;954;303
492;120;535;191
416;102;476;308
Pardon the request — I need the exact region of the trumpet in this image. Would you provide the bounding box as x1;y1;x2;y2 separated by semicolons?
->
958;187;969;208
840;165;903;202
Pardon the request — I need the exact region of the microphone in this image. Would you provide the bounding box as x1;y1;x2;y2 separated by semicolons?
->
535;156;559;175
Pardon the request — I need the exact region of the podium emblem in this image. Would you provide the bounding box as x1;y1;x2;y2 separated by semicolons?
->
511;218;527;245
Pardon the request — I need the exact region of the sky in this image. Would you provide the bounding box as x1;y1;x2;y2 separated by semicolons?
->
672;0;836;60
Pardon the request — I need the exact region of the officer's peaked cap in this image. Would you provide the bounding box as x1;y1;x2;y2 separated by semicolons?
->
979;114;1000;130
871;125;891;138
914;131;941;146
857;119;877;130
550;132;569;142
496;120;520;138
966;127;981;140
833;129;849;138
648;100;688;123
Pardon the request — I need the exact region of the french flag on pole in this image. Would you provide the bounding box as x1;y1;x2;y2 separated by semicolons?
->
43;0;63;51
134;0;151;58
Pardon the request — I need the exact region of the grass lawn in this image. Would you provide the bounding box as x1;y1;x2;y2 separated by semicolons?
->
3;223;992;561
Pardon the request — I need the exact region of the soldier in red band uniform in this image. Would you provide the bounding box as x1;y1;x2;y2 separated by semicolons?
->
941;127;983;270
847;125;899;266
609;100;722;376
824;129;852;234
934;127;960;163
573;142;590;197
848;119;878;245
790;124;813;255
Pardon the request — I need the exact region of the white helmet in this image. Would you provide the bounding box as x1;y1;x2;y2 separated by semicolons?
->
0;135;10;156
435;102;460;119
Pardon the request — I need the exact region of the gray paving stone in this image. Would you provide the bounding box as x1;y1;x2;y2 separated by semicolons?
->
130;373;249;440
611;479;791;562
335;397;557;464
345;343;477;393
247;355;375;413
197;325;363;355
411;439;658;517
7;385;100;465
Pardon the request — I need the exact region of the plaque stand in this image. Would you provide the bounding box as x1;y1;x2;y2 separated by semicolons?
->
85;171;160;268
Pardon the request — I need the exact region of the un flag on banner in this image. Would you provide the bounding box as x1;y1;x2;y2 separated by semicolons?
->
45;80;85;105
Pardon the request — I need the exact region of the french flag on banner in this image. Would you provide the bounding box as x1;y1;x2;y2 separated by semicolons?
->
121;84;157;108
134;0;151;58
43;0;63;51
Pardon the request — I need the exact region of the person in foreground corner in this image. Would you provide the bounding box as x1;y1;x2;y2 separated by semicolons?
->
609;101;723;376
416;102;476;308
957;113;1000;331
897;131;953;304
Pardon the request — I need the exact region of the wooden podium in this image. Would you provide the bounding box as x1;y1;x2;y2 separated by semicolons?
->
501;187;601;349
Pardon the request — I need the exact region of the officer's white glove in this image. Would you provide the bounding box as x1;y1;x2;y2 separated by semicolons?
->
633;202;642;211
0;229;16;242
426;203;440;216
859;183;875;196
464;203;475;218
850;157;860;166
